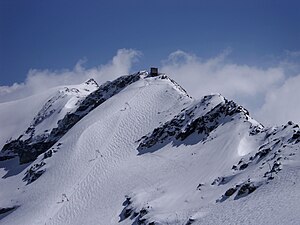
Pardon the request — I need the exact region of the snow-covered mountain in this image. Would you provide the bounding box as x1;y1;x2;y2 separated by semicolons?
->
0;72;299;225
0;79;99;163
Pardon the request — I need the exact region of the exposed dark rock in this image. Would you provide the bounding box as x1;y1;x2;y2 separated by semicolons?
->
254;148;271;160
0;207;16;215
249;126;263;135
23;161;46;184
264;161;282;178
232;165;238;170
1;73;141;164
138;96;260;153
124;208;133;219
43;150;53;159
239;163;248;170
0;206;18;220
196;183;204;190
185;218;196;225
219;181;259;202
236;182;257;197
291;131;300;141
224;187;238;197
136;208;148;225
119;195;154;225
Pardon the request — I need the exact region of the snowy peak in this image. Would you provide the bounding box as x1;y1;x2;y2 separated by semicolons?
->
138;94;262;153
83;78;99;89
147;74;192;99
22;80;99;141
124;105;300;225
75;73;141;113
0;71;300;225
1;73;142;163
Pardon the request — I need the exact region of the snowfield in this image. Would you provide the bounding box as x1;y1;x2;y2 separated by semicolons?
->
0;73;299;225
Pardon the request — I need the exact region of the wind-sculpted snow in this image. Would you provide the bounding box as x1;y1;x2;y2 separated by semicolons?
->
1;73;141;163
0;72;300;225
138;94;262;154
21;79;99;142
216;121;300;202
122;121;300;224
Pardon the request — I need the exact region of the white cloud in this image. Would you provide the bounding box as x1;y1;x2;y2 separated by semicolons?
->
257;74;300;126
161;50;300;126
1;48;300;126
0;49;140;102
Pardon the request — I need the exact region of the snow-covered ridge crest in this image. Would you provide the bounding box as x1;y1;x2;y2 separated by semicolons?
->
0;72;192;164
83;78;99;88
1;73;142;163
138;94;263;153
22;79;99;140
0;71;300;225
148;74;192;99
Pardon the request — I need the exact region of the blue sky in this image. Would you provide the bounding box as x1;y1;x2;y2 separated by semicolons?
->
1;0;300;85
1;0;300;126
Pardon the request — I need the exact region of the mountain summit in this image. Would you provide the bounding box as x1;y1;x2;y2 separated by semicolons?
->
0;72;299;225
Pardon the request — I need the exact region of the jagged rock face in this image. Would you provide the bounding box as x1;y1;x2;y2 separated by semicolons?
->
1;73;141;164
214;121;300;203
84;78;99;88
1;139;56;164
122;121;300;224
138;94;262;153
1;72;300;225
23;78;100;141
75;73;141;113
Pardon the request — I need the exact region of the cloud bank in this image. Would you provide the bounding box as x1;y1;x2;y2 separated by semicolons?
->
161;50;300;126
1;48;300;126
0;49;140;102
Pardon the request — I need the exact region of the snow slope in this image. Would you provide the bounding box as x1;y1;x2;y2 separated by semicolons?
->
0;79;98;149
0;79;99;163
0;73;299;225
19;78;99;142
0;87;61;149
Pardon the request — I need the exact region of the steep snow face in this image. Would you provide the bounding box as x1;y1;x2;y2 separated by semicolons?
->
1;73;143;163
138;94;262;154
0;79;99;163
120;116;300;225
20;79;99;141
0;73;299;225
0;79;99;151
0;74;193;225
0;87;62;149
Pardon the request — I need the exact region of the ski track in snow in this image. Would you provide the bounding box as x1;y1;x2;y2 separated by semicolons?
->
0;78;189;225
0;75;299;225
44;81;190;225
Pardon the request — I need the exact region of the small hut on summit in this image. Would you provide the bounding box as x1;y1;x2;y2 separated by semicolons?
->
150;67;158;76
